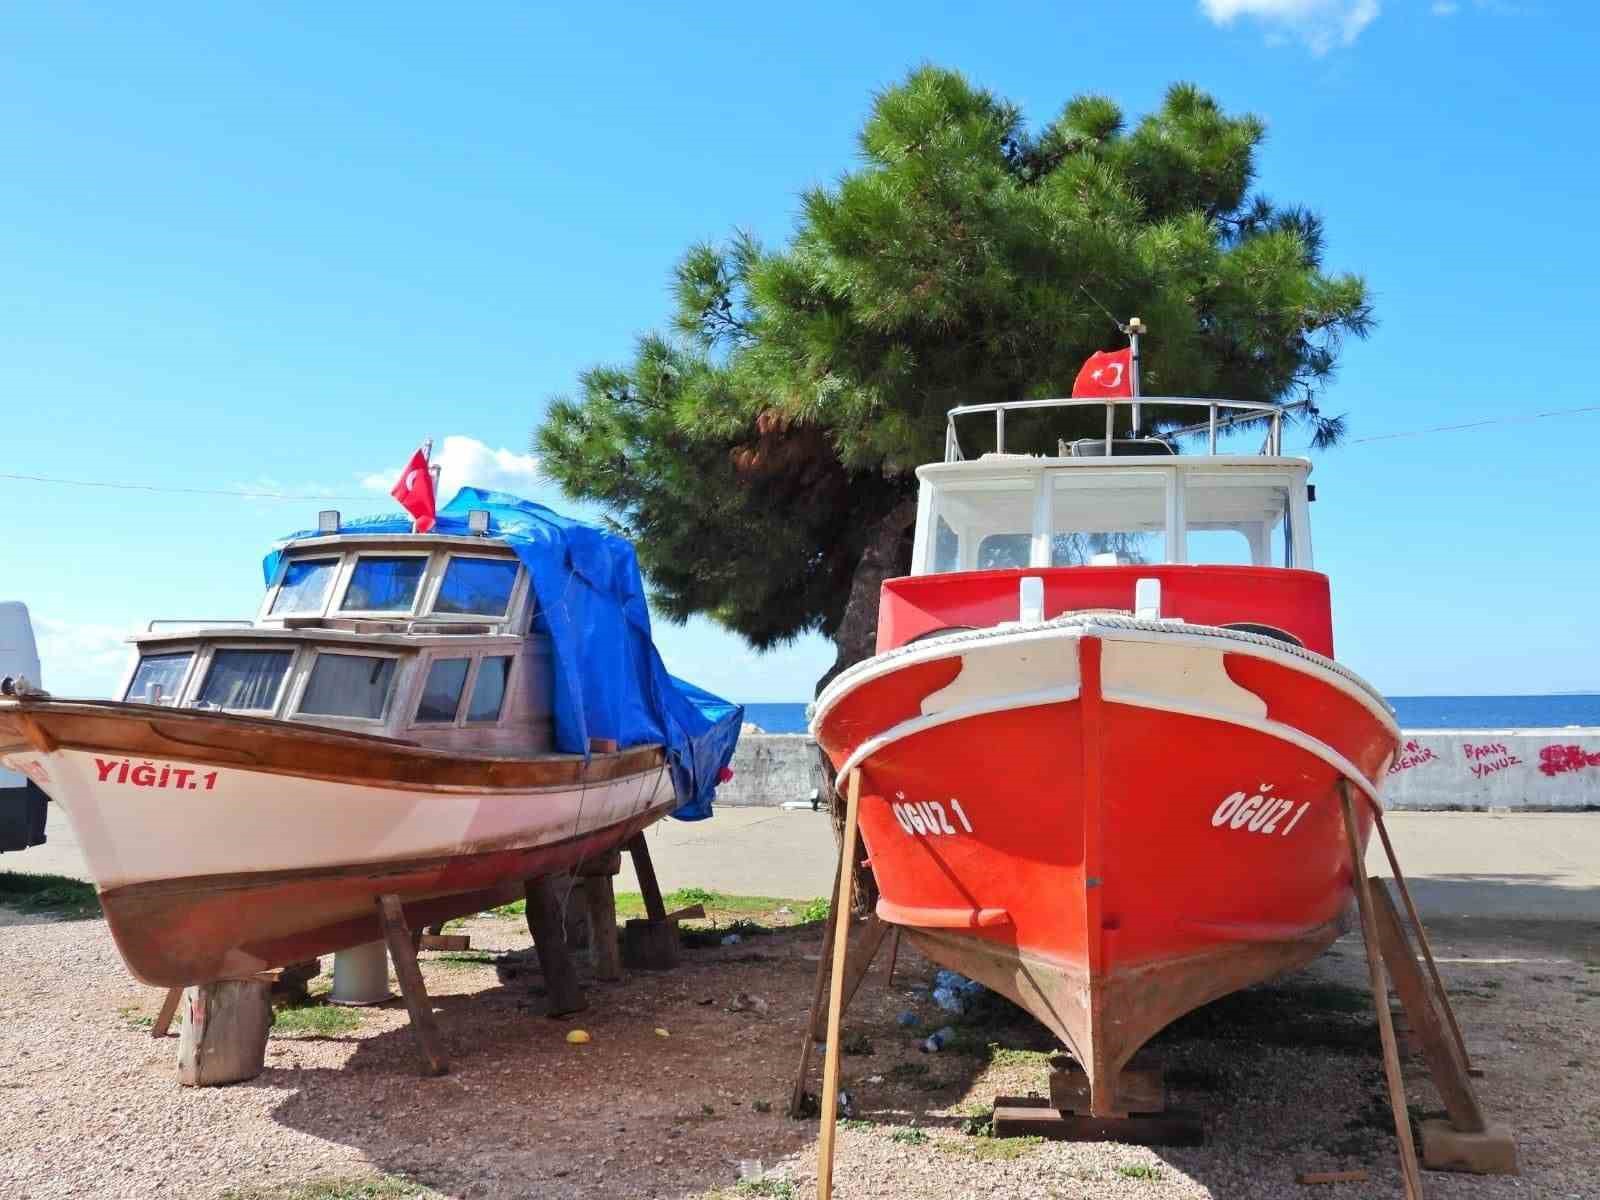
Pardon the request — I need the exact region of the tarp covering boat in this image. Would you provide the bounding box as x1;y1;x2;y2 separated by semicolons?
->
263;487;741;820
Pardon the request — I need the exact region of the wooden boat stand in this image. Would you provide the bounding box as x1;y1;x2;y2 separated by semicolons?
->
1338;782;1518;1190
157;836;686;1085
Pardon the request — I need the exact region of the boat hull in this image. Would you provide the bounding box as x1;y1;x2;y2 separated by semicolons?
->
813;618;1398;1115
0;699;674;986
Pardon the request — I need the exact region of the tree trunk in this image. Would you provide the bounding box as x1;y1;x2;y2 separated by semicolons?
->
815;496;917;917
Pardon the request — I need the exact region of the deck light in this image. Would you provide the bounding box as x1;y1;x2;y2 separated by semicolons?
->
467;509;490;536
317;510;341;534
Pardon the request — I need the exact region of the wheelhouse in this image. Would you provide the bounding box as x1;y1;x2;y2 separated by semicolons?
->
117;534;553;752
882;397;1333;657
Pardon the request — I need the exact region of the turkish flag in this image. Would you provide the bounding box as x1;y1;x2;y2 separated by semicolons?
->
391;448;437;533
1071;348;1133;398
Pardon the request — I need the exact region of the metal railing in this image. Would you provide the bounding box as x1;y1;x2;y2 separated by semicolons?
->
146;619;254;632
944;396;1308;462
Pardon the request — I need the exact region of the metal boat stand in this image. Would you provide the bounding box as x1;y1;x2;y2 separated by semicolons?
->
1338;783;1519;1191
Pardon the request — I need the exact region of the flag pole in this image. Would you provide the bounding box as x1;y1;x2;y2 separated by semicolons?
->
1126;316;1146;437
421;439;442;509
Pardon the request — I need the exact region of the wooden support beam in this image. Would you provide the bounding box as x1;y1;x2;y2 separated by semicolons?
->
1369;879;1485;1133
1339;783;1424;1200
176;980;273;1086
1049;1054;1166;1116
1419;1120;1519;1176
809;916;890;1041
1372;810;1473;1074
885;926;902;988
151;986;182;1039
582;872;623;982
990;1097;1203;1145
626;832;669;922
789;856;843;1119
376;893;448;1076
524;876;588;1016
816;768;862;1200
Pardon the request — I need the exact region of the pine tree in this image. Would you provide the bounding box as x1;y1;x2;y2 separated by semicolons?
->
537;68;1372;694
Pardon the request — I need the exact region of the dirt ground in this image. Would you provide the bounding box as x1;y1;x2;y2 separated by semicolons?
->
1;899;1596;1200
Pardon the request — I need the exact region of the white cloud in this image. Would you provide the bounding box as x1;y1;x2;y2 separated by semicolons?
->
362;435;545;504
1431;1;1460;13
1200;0;1381;53
32;617;136;698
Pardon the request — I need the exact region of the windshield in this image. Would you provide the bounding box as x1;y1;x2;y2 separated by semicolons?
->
125;652;191;705
1050;474;1167;566
298;652;398;720
196;648;292;712
1184;473;1293;567
341;556;426;613
270;558;338;615
433;557;518;617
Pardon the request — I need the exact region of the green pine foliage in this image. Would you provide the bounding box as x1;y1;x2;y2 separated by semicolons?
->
537;67;1372;687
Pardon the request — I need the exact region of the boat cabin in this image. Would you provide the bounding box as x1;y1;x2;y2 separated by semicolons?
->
881;397;1335;656
118;531;556;753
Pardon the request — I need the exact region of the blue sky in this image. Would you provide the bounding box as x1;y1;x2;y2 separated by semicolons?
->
2;1;1595;701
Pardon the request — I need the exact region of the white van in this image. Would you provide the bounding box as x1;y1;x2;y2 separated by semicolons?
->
0;602;47;851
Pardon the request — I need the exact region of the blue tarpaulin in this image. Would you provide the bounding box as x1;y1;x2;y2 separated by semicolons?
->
263;487;742;820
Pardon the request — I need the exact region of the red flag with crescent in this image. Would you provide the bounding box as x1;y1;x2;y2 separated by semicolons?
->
391;447;437;532
1071;348;1133;398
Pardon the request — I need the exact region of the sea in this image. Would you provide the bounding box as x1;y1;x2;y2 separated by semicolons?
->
740;695;1600;734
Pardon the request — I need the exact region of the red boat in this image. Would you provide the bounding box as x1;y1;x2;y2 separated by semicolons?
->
812;391;1400;1117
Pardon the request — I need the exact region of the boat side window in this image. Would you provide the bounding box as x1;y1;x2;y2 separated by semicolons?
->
125;652;192;706
269;557;339;615
924;476;1037;574
415;657;470;723
465;655;513;723
1184;474;1292;568
196;648;293;712
432;557;519;617
1050;473;1167;566
298;652;398;720
340;556;427;613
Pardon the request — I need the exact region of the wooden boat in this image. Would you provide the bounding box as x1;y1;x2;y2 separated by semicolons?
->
812;394;1400;1116
0;496;739;987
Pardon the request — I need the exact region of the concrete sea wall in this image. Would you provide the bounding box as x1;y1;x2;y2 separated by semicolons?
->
723;728;1600;810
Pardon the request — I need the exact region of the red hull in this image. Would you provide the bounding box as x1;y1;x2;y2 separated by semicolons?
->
814;616;1398;1114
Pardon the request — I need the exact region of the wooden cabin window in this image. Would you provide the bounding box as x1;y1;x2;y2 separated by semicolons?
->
465;655;512;723
125;652;192;706
196;648;293;712
340;556;427;613
433;557;519;617
415;658;470;723
269;557;338;615
298;652;398;720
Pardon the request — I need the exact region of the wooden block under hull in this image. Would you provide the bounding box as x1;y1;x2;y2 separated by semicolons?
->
991;1097;1204;1146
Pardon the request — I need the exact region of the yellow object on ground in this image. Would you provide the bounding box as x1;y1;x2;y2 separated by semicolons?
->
566;1029;591;1045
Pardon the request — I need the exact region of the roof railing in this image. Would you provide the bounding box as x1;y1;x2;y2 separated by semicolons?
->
943;396;1309;462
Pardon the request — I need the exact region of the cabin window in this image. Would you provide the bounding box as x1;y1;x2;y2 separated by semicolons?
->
925;476;1037;574
433;557;519;617
415;658;470;723
196;648;293;712
465;655;512;722
1048;474;1168;566
340;556;427;613
1184;474;1292;568
298;652;398;720
270;557;338;615
125;652;192;706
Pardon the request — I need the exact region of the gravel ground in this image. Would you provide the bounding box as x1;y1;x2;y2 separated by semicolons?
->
1;902;1595;1200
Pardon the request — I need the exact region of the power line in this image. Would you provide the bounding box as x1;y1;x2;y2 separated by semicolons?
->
0;471;374;503
3;401;1598;503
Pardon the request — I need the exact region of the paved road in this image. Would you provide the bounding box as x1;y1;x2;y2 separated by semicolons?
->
9;804;1600;920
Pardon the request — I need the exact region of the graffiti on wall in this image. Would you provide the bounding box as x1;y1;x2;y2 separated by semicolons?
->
1538;744;1600;777
1462;741;1522;780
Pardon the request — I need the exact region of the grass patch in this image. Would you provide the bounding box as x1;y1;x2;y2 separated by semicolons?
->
271;1001;362;1037
0;871;100;919
1155;979;1378;1054
890;1126;928;1145
222;1175;441;1200
942;1135;1043;1162
1116;1164;1163;1181
731;1180;794;1200
838;1118;874;1132
431;951;497;969
988;1045;1052;1068
798;897;830;923
118;1004;154;1030
886;1061;930;1081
